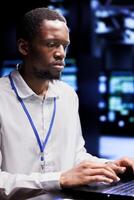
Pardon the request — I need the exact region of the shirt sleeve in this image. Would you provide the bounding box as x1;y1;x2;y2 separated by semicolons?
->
0;151;62;198
73;94;108;165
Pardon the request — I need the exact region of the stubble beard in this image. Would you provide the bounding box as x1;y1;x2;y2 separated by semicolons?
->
33;66;62;81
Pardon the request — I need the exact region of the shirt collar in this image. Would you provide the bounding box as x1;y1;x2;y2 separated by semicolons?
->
10;69;60;99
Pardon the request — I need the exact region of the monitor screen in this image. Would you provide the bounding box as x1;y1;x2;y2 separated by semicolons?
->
98;71;134;135
61;58;78;91
0;60;20;77
97;0;134;6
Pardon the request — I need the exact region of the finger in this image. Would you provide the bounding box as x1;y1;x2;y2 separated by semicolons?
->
88;175;119;184
85;168;120;182
114;157;134;171
106;162;126;174
84;162;113;171
89;163;118;175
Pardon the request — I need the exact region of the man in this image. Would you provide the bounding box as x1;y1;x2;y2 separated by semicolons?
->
0;7;134;199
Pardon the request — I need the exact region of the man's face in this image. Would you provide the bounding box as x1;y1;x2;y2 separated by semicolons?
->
20;19;70;80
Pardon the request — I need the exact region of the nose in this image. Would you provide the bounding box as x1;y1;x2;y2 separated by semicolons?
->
54;45;66;60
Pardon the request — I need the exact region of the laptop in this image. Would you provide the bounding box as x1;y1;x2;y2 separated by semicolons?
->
62;167;134;200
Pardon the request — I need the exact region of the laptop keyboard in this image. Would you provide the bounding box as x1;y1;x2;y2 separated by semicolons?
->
103;180;134;196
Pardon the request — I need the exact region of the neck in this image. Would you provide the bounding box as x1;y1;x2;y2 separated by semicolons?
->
19;67;49;96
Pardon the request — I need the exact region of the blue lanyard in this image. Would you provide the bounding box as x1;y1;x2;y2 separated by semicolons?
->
9;74;56;171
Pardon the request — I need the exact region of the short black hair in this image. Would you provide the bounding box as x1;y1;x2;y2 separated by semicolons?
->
16;7;66;41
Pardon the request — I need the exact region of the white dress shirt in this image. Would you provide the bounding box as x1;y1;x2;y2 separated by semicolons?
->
0;69;105;198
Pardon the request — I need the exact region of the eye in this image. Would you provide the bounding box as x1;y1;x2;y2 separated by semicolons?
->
47;41;57;48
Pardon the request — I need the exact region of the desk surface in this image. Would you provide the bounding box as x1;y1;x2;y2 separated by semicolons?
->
1;187;134;200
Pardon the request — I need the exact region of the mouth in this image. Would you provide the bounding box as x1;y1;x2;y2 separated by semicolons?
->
52;61;65;71
53;65;64;71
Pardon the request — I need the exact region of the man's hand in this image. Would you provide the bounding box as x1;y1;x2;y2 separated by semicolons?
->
114;157;134;171
60;161;120;188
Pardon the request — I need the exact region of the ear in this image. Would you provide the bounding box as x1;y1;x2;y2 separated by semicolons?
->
17;39;29;56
